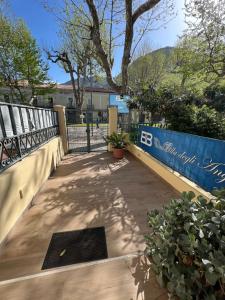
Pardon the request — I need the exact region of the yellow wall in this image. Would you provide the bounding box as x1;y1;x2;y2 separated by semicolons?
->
37;91;109;110
0;137;64;245
83;92;109;110
128;144;213;201
108;107;118;151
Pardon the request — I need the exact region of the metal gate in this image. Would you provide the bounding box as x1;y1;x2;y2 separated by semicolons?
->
66;109;108;153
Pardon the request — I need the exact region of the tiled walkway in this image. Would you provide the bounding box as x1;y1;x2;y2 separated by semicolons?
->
0;152;178;299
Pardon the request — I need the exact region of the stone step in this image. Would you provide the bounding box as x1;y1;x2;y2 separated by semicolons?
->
0;254;168;300
0;252;141;286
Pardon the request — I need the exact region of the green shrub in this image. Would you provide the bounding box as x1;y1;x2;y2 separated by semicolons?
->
145;191;225;300
194;105;225;139
166;104;225;140
104;132;128;149
204;84;225;113
212;188;225;200
166;104;196;134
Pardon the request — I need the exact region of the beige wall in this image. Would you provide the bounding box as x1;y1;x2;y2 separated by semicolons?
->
0;87;110;111
128;144;213;201
108;107;118;151
0;137;64;245
38;90;109;110
83;92;109;110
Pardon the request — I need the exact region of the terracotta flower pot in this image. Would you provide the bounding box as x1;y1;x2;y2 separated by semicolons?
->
113;148;124;159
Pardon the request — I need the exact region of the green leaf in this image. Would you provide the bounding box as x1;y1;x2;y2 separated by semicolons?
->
211;216;221;224
205;270;220;286
146;189;225;299
199;229;204;238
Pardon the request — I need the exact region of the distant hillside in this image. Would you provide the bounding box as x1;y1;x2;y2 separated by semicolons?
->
130;46;174;67
115;46;175;82
151;46;174;56
62;77;111;89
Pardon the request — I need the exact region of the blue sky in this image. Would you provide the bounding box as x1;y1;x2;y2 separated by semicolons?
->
9;0;185;83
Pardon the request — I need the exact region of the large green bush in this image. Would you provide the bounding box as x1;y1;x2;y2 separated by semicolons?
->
165;104;196;134
166;104;225;140
146;192;225;300
204;84;225;113
194;105;225;139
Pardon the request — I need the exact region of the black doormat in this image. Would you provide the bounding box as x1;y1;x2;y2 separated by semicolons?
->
42;227;108;270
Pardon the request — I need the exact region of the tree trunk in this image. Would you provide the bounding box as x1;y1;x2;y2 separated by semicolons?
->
121;0;133;94
86;0;161;95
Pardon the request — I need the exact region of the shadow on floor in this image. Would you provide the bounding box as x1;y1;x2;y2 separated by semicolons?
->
0;151;177;296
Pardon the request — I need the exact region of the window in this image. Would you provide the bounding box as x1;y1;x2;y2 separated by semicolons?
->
48;97;53;107
116;95;123;101
67;98;73;107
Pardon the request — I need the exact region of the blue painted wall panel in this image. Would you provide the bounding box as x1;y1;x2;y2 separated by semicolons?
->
109;94;129;113
138;126;225;192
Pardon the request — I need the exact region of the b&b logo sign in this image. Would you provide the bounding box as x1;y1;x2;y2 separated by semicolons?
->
139;127;225;192
141;131;153;147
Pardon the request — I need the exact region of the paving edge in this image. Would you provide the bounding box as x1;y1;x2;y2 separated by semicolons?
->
0;252;143;286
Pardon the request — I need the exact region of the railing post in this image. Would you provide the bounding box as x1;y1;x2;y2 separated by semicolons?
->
8;105;22;158
0;108;6;138
54;105;68;154
130;109;140;124
108;106;118;152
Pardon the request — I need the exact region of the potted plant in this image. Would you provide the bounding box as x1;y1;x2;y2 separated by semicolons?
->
105;132;128;159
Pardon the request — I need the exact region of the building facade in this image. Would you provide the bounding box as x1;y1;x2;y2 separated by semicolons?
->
0;83;130;124
36;85;114;111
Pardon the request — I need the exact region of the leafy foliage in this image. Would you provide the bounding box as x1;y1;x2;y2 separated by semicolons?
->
104;132;128;149
166;103;196;133
204;83;225;113
166;104;225;140
194;105;225;139
146;191;225;300
212;188;225;201
130;81;225;139
184;0;225;80
128;47;174;93
0;14;52;103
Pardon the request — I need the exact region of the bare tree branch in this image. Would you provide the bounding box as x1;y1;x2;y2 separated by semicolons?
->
132;0;161;24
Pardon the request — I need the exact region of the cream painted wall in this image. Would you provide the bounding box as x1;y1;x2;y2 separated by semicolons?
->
0;137;64;245
83;92;109;110
0;86;111;111
38;90;109;110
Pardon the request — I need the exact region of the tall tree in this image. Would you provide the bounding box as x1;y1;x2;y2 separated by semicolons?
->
86;0;174;94
45;0;174;94
0;14;52;103
172;37;203;88
46;7;102;111
183;0;225;80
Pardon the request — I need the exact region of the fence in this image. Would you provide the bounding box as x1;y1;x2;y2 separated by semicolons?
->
0;102;59;172
66;108;109;124
134;124;225;192
118;122;167;138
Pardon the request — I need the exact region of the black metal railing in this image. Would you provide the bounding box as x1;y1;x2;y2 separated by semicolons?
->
0;102;59;172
